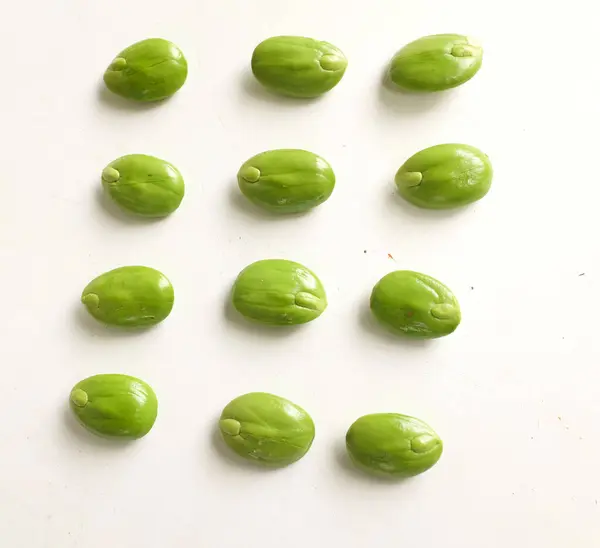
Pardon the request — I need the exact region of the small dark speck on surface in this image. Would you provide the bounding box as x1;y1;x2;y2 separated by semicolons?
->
530;436;534;440
579;273;585;276
558;416;562;421
363;250;367;254
387;253;394;260
342;144;347;148
470;286;474;290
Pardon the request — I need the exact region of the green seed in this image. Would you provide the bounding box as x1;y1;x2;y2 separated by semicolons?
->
389;34;482;92
69;374;158;439
219;392;315;467
81;266;174;327
101;154;185;217
103;38;188;102
237;149;335;213
346;413;443;478
232;259;327;325
251;36;347;98
370;270;460;339
395;144;492;209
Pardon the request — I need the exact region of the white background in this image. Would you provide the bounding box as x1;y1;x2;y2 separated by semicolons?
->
1;0;598;546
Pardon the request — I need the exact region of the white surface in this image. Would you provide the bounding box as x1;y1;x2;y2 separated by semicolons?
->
1;1;598;546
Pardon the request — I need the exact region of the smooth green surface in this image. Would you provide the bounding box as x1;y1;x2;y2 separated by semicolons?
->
69;374;158;439
346;413;443;478
237;149;335;213
389;34;482;92
370;270;460;339
81;266;174;327
395;143;493;209
103;38;188;102
102;154;185;217
251;36;347;98
232;259;327;325
219;392;315;467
